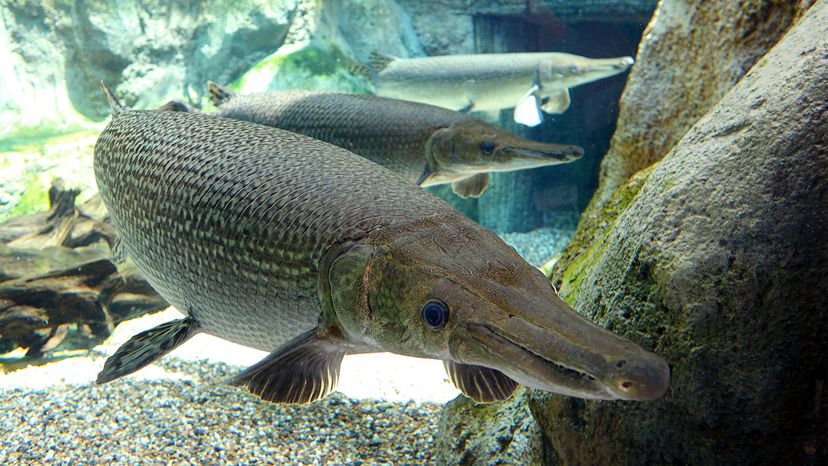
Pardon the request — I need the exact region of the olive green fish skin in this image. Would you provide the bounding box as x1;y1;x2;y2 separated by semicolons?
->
210;89;465;182
94;108;454;351
95;102;668;404
199;89;583;192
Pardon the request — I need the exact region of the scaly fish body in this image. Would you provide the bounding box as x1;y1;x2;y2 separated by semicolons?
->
369;52;635;126
164;84;584;198
96;84;668;405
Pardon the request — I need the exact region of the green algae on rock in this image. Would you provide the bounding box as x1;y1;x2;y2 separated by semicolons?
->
533;1;828;463
552;0;813;282
435;388;544;466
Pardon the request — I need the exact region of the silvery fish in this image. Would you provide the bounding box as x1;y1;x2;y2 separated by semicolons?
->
94;83;669;405
362;51;634;127
162;83;584;198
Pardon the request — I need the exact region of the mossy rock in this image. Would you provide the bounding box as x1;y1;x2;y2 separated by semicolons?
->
530;4;828;463
230;39;371;97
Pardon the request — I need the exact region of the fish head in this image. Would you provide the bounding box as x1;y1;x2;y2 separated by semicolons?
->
425;120;584;183
543;54;635;89
325;214;670;401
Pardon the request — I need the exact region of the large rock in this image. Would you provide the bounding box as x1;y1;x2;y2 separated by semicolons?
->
435;389;545;466
553;0;811;275
0;1;296;127
533;2;827;464
231;0;422;95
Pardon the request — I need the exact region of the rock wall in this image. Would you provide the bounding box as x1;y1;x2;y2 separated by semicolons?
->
435;389;544;465
533;1;827;463
553;0;811;274
0;0;296;126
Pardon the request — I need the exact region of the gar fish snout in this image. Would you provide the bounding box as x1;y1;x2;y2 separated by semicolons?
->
602;352;670;401
496;140;584;166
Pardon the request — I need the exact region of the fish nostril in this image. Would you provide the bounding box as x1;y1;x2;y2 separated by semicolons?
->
615;360;627;368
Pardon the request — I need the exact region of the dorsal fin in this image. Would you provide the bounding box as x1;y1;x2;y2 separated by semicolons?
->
158;100;198;113
207;81;236;107
100;81;126;115
367;51;396;72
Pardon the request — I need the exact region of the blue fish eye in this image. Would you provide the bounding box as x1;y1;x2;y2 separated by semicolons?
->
480;141;496;154
422;299;449;330
569;65;579;74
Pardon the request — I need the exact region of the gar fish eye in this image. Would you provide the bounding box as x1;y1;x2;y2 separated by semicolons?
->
480;141;496;154
421;299;449;330
568;65;579;74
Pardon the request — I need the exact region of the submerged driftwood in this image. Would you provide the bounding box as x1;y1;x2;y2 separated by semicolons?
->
0;180;167;364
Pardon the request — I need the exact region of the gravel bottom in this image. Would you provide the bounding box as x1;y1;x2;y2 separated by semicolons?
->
0;226;570;465
500;226;574;267
0;358;442;465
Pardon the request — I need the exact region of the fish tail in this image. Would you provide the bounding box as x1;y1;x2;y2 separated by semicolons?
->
100;81;127;115
349;51;396;78
348;63;374;78
367;51;395;71
206;81;236;107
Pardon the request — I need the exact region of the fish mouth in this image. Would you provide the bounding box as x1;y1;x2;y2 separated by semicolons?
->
570;56;635;83
495;143;584;168
453;319;670;401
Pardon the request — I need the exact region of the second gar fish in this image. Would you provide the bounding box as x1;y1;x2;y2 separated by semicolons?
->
96;83;669;405
359;51;635;127
162;82;584;198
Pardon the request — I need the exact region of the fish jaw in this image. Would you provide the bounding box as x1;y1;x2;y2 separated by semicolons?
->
547;55;635;90
424;120;584;183
323;215;669;402
447;276;670;401
492;139;584;171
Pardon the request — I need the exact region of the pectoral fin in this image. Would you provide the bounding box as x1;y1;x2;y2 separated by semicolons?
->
451;173;490;198
444;361;519;403
96;317;200;384
228;330;346;404
541;89;571;114
514;84;543;127
416;165;436;186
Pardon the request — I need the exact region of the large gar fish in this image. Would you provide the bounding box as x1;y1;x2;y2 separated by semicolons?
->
162;83;584;198
363;52;634;127
94;83;669;404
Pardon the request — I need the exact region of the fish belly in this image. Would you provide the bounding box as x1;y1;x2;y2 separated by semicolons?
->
377;77;530;113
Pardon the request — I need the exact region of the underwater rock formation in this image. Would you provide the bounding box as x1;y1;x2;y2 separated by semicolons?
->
533;1;827;464
554;0;812;272
436;0;826;463
435;389;544;465
0;1;296;124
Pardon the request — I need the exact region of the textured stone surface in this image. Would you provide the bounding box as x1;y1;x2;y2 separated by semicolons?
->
435;389;544;466
0;1;296;125
552;0;812;278
534;2;827;463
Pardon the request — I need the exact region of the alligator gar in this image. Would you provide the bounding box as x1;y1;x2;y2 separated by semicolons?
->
95;83;669;404
362;51;634;127
162;83;583;198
